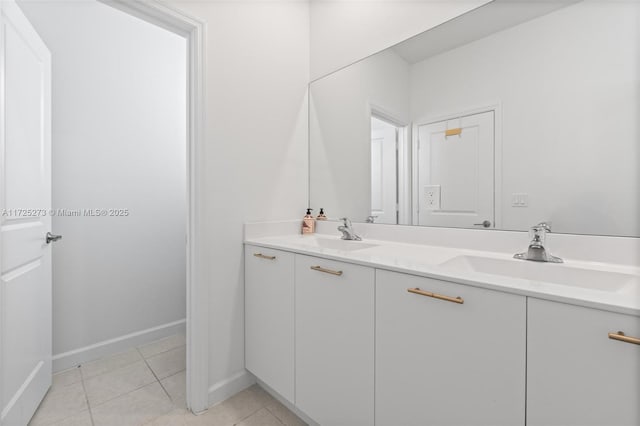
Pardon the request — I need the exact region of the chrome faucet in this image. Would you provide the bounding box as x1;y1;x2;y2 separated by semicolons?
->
514;222;563;263
338;217;361;241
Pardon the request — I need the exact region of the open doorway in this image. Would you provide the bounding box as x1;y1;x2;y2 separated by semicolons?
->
0;0;208;422
370;113;410;225
19;0;188;411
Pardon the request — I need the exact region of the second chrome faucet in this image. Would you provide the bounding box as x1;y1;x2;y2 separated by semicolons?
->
338;217;361;241
514;222;563;263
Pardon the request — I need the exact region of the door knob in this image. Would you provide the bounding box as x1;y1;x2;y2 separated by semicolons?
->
474;220;491;228
46;232;62;244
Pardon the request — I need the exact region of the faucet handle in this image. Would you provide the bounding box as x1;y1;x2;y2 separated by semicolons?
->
339;217;351;227
532;222;552;233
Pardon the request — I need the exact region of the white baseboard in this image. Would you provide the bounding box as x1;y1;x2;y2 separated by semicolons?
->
256;379;319;426
208;370;256;407
52;319;186;372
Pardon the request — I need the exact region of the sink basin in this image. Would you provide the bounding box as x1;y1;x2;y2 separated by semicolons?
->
439;255;636;292
300;237;378;252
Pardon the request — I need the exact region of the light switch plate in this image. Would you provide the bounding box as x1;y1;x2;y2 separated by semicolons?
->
424;185;441;210
511;193;529;207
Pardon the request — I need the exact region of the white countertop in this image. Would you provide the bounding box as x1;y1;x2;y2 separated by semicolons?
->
245;232;640;317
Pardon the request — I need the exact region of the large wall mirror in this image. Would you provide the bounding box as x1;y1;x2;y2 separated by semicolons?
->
309;0;639;237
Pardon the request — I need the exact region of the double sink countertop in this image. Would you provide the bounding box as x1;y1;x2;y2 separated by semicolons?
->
245;229;640;317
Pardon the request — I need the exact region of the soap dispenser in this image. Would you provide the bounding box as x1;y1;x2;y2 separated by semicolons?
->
317;208;327;221
302;208;315;234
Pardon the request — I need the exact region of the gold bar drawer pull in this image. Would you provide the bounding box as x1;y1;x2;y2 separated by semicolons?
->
407;287;464;304
253;253;276;260
608;331;640;346
310;266;343;276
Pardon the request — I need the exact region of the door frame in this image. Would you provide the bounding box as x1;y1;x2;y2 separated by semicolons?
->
412;102;503;229
368;104;412;225
97;0;209;414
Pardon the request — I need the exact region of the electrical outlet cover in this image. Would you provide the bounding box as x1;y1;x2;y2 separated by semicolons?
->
424;185;441;210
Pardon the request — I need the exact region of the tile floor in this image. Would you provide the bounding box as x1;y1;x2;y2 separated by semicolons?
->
29;334;306;426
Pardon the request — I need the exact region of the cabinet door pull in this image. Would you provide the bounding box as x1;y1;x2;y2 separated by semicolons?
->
310;265;343;276
253;253;276;260
608;331;640;346
407;287;464;304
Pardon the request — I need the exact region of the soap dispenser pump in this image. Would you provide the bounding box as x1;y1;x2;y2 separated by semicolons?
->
302;208;315;234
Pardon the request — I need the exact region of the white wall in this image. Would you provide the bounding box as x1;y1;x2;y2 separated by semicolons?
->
309;0;490;80
410;1;639;236
19;1;187;363
310;49;409;221
162;0;309;399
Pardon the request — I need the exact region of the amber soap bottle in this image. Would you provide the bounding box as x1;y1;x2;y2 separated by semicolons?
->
302;208;315;234
317;208;327;220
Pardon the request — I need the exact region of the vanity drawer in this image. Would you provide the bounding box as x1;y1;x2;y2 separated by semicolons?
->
375;269;526;426
244;245;294;403
527;298;640;426
295;255;374;426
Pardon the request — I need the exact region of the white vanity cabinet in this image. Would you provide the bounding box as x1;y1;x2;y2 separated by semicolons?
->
295;255;375;426
375;269;527;426
527;298;640;426
244;245;295;403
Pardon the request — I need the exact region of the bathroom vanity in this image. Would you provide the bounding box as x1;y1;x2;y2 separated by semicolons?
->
244;1;640;424
244;221;640;426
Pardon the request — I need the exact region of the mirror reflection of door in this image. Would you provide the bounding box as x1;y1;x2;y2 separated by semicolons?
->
371;116;399;224
416;110;494;229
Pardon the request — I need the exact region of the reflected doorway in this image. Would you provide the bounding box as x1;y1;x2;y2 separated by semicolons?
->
370;115;409;225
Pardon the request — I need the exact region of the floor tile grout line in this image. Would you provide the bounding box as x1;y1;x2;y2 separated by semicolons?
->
234;406;264;425
79;349;144;381
76;338;184;381
80;346;182;408
143;344;186;363
85;378;160;411
82;350;164;412
263;405;287;426
231;387;279;426
35;336;185;426
160;369;186;381
80;356;161;409
78;367;96;426
138;335;186;359
87;380;176;426
134;347;183;426
136;347;173;403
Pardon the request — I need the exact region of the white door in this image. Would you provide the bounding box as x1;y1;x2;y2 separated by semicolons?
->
370;117;397;224
0;1;52;425
417;110;494;228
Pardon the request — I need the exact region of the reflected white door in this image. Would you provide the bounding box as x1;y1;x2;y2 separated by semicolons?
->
371;117;397;224
417;111;494;228
0;1;52;425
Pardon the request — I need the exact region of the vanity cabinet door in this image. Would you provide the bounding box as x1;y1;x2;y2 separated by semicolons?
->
295;255;375;426
527;298;640;426
245;245;294;403
376;269;526;426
